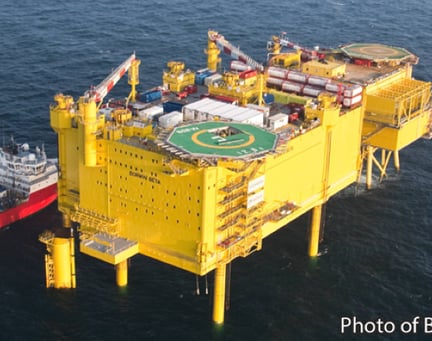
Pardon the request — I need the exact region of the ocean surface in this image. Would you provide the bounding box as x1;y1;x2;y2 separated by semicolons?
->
1;0;431;340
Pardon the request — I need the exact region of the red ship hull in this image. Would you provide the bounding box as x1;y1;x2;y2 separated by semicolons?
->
0;183;57;229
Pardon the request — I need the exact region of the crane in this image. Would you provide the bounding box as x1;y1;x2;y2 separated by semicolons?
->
40;53;142;292
85;53;139;104
206;30;265;105
207;30;264;72
267;33;324;61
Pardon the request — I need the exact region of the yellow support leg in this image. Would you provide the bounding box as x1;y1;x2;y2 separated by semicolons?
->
69;236;76;288
394;150;400;172
52;237;74;288
366;146;373;190
63;215;76;288
212;264;226;324
39;213;76;289
308;205;322;257
116;260;128;287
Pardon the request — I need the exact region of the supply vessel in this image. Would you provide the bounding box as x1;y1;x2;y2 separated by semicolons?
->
39;30;431;324
0;137;58;229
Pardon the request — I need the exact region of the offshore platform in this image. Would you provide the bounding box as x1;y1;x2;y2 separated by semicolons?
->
39;31;431;324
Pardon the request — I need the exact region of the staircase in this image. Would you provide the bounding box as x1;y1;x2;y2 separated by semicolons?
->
215;159;265;261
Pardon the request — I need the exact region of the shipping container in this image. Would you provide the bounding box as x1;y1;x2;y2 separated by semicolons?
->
287;71;307;83
137;105;163;120
344;85;363;98
268;113;288;130
204;73;222;86
230;60;252;72
325;82;346;93
234;110;264;126
182;98;213;119
268;89;310;105
267;66;288;79
141;90;162;103
282;81;303;94
183;98;222;121
163;101;184;113
195;70;214;85
152;112;165;123
302;85;322;97
267;77;284;87
218;107;246;120
343;94;362;107
307;75;329;87
200;99;227;112
159;111;183;129
207;104;239;120
128;102;147;113
182;98;263;126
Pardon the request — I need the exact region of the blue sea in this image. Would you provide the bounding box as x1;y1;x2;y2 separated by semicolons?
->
1;0;431;340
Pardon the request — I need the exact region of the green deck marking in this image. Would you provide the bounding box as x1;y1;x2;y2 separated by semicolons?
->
341;43;414;62
167;121;277;158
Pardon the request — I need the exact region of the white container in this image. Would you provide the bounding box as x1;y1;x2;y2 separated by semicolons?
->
302;85;322;97
204;73;222;86
184;98;265;126
307;75;328;87
197;99;227;114
209;106;242;120
182;98;214;119
183;109;195;121
159;111;183;128
287;71;307;83
344;85;363;98
282;81;303;93
234;110;264;127
267;66;288;79
137;104;163;120
268;113;288;130
221;107;247;119
230;60;252;72
343;94;362;107
129;102;147;111
248;175;265;193
247;190;265;209
325;82;346;93
267;77;284;87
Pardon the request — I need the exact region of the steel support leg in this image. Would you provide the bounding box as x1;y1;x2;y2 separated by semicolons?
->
212;264;227;324
116;259;128;287
394;150;400;172
366;146;373;189
308;205;322;257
